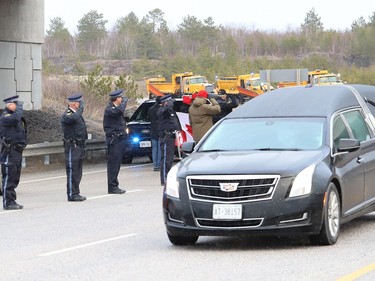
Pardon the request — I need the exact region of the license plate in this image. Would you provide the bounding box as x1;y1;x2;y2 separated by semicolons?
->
212;204;242;220
139;141;151;148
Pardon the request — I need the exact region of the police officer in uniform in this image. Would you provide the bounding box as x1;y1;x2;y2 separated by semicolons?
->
157;95;181;186
61;93;87;202
147;96;161;171
0;95;27;210
103;89;128;194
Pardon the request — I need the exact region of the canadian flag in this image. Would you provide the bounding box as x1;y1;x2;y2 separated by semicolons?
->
175;131;184;147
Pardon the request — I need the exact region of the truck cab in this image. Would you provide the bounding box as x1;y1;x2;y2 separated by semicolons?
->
146;72;214;98
182;75;214;95
311;73;343;85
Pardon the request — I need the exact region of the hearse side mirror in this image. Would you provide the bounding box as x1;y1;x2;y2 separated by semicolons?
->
181;141;196;154
124;116;130;123
337;138;360;153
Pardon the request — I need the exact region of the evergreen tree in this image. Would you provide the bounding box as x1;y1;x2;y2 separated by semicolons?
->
178;15;204;55
45;17;72;56
300;8;324;52
114;74;141;102
350;13;375;66
77;10;108;58
113;12;140;59
80;64;112;99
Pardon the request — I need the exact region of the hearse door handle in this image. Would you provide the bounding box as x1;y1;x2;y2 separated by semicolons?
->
357;156;363;164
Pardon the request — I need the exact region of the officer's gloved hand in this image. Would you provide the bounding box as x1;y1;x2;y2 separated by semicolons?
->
16;101;24;107
122;96;129;104
166;99;174;108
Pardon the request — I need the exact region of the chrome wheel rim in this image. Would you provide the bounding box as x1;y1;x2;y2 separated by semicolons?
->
328;190;340;237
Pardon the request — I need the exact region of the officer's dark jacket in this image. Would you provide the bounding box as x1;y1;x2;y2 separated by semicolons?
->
61;107;87;140
157;104;181;136
213;95;238;124
103;98;128;138
147;102;160;139
0;104;27;144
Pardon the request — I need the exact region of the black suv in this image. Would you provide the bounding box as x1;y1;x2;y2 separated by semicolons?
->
123;98;191;164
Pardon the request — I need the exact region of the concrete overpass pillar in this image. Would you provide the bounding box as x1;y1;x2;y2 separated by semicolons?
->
0;0;44;110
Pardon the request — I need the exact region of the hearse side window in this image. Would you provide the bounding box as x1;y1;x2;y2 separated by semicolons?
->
332;116;350;149
342;110;371;142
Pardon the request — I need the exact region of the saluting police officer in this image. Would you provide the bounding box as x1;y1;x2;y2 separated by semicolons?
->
61;93;87;202
157;95;181;186
0;95;27;210
103;89;128;194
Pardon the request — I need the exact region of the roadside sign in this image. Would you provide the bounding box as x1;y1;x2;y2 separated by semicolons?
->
260;69;308;91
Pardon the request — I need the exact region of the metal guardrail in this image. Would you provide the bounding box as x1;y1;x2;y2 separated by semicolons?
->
23;139;107;159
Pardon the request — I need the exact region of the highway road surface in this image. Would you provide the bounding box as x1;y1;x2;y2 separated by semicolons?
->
1;157;375;281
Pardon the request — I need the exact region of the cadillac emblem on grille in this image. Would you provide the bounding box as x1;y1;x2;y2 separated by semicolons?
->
219;182;239;192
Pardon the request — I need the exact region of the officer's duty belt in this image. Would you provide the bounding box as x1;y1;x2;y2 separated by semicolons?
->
11;143;26;153
63;139;85;146
1;142;26;153
163;130;175;135
111;132;124;138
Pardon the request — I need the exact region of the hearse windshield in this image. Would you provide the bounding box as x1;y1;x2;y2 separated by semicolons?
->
199;117;325;151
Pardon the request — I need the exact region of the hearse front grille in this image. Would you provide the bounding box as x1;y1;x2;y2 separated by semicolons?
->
187;175;279;202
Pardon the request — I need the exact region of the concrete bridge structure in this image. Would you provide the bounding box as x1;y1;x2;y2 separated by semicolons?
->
0;0;44;110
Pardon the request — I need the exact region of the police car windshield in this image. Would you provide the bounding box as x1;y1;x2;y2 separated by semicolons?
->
129;99;187;122
130;102;153;122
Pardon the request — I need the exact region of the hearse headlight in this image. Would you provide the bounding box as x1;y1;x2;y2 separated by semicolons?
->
289;164;316;198
166;164;180;198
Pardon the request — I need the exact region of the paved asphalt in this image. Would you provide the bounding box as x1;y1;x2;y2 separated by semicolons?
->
1;157;375;281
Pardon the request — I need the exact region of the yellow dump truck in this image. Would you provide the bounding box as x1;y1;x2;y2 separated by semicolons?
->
278;69;343;88
244;73;274;93
216;76;240;95
145;72;214;98
307;69;343;85
310;73;343;85
216;73;273;103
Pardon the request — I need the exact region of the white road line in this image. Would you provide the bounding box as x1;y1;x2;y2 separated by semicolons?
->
20;163;151;184
126;189;143;193
0;210;23;215
21;175;65;183
38;233;138;257
87;189;143;200
87;194;113;200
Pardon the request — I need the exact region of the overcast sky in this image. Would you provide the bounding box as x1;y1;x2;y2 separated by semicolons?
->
45;0;375;34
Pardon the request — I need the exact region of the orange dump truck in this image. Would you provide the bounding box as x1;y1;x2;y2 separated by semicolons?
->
216;73;273;103
145;72;214;98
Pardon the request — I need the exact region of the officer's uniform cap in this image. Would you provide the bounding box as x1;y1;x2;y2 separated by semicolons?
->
67;93;83;102
159;94;172;104
109;89;123;98
3;95;19;104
